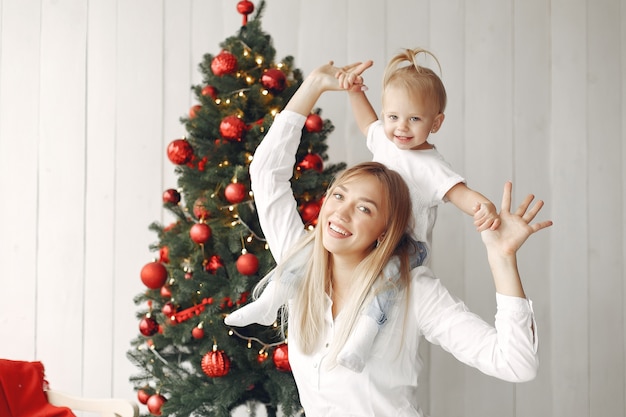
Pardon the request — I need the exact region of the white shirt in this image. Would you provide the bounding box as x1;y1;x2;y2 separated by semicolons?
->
367;120;465;249
250;111;539;417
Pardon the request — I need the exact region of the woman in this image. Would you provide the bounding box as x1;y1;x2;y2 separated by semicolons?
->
232;62;552;416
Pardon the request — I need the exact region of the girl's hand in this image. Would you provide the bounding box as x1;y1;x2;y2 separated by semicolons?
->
335;60;373;91
473;201;501;232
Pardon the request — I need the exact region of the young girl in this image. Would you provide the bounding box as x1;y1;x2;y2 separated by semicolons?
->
227;61;551;416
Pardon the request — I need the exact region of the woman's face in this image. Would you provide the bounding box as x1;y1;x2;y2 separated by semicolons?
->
320;174;388;265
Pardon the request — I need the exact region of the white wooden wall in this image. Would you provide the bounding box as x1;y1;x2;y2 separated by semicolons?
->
0;1;624;416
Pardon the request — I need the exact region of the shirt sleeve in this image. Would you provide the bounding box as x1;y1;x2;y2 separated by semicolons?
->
411;267;539;382
249;110;307;263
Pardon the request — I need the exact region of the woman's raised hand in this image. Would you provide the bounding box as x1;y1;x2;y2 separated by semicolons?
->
480;182;553;256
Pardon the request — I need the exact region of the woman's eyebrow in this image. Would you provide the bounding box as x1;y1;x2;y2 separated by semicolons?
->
336;184;380;208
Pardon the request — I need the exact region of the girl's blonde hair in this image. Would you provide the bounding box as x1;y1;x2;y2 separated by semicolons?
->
270;162;414;365
383;47;447;114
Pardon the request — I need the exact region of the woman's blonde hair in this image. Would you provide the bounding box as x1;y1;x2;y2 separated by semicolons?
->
271;161;414;365
383;47;447;114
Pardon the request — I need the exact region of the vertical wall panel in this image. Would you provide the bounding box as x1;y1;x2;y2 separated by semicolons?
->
550;0;590;416
587;0;624;416
0;0;41;360
83;0;118;398
511;1;552;417
36;0;88;394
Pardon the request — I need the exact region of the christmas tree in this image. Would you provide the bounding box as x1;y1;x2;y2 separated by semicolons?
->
127;2;346;416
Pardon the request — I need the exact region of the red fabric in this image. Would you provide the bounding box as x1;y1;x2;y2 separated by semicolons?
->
0;359;75;417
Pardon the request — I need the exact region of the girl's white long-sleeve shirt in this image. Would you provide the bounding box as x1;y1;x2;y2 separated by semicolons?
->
249;110;539;417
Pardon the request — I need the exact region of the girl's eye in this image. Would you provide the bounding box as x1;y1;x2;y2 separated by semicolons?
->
358;206;371;214
410;116;420;122
332;192;343;200
387;114;397;121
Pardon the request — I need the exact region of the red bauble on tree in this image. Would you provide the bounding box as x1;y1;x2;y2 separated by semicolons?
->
237;0;254;25
261;68;286;93
272;344;291;371
220;115;247;141
211;50;238;76
189;104;202;119
224;182;247;204
139;315;158;337
192;324;205;340
201;347;231;378
193;197;211;220
305;113;323;132
300;200;321;225
236;251;259;275
146;394;167;416
189;223;212;244
162;188;180;204
201;85;218;99
160;285;171;299
167;139;194;165
140;262;168;289
137;388;151;405
297;153;324;173
158;246;169;264
205;255;224;274
161;301;176;317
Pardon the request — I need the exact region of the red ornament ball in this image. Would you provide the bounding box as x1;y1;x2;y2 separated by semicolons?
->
211;50;238;76
167;139;194;165
140;262;168;289
201;85;218;99
297;153;324;173
192;326;205;340
237;0;254;15
257;351;269;363
261;68;287;93
273;344;291;371
193;197;211;220
205;255;224;274
190;223;212;244
300;200;321;225
158;246;169;264
137;388;151;405
236;252;259;275
305;113;324;132
201;349;231;378
139;315;158;337
224;182;247;204
220;115;247;141
161;301;176;317
160;285;171;299
146;394;167;416
162;188;180;204
189;104;202;119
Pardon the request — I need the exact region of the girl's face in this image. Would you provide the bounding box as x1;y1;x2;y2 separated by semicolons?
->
381;84;444;151
320;175;388;265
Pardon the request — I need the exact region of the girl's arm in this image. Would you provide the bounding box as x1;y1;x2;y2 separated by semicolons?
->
445;182;501;231
347;91;378;136
335;60;378;136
